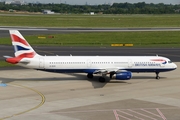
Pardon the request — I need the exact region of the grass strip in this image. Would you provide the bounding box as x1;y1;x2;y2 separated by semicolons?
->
0;14;180;27
1;31;180;47
0;61;15;67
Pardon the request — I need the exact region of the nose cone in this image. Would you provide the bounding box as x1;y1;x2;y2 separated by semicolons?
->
173;63;177;69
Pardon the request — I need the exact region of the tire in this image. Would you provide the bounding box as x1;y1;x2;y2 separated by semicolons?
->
99;77;106;83
87;73;93;79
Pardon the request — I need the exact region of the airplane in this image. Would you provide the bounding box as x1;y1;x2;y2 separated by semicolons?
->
4;30;177;83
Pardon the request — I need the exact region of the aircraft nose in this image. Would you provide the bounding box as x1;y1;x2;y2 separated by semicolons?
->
173;63;177;69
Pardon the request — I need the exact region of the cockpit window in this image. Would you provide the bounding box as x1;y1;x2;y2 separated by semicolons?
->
168;61;172;63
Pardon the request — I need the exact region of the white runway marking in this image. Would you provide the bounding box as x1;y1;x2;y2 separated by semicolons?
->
128;109;157;120
0;28;48;31
141;109;162;118
156;108;167;120
113;108;168;120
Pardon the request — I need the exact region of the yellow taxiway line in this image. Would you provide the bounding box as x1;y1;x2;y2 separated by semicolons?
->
0;83;46;120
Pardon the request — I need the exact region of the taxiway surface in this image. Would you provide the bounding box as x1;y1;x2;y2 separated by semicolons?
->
1;27;180;37
0;62;180;120
0;27;180;120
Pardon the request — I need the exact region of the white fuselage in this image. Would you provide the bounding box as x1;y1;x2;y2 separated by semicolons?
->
19;55;177;73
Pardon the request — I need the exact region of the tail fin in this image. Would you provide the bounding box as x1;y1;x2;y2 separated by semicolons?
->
5;30;38;64
9;30;37;57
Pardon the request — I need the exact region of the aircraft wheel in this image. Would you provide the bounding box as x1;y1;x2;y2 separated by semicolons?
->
87;73;93;79
156;76;160;80
99;77;106;83
155;72;160;80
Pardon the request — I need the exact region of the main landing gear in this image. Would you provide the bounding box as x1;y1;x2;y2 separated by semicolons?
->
155;72;160;80
87;73;106;83
98;76;106;83
87;73;93;79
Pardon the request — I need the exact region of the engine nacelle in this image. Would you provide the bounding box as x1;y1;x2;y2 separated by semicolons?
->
113;71;132;80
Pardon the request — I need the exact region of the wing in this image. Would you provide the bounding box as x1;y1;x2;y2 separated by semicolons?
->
93;67;125;74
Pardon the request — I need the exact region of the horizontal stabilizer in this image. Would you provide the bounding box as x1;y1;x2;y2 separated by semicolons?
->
3;56;13;58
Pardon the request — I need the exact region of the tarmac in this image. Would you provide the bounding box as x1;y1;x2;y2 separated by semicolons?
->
0;62;180;120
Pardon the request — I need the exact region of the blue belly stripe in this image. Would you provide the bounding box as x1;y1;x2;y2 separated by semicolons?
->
36;68;176;73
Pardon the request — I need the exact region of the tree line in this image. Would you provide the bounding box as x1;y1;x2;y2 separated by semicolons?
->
0;2;180;14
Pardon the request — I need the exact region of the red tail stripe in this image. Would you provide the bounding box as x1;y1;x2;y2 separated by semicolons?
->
18;52;35;58
6;52;35;64
11;34;29;46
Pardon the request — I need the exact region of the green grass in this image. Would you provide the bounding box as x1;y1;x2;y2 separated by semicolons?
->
0;14;180;27
0;61;15;67
1;31;180;47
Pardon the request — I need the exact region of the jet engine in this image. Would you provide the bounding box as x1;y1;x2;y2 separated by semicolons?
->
112;71;132;80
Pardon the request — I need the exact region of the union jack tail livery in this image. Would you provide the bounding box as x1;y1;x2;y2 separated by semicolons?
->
4;30;39;64
10;30;37;57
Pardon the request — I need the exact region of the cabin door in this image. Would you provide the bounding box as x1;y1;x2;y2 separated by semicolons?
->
128;59;133;68
87;59;92;68
39;58;44;69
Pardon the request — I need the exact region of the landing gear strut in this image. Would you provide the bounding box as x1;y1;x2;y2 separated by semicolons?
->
155;72;160;80
110;73;114;79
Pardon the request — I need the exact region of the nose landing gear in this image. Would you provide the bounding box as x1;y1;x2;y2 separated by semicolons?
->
155;72;160;80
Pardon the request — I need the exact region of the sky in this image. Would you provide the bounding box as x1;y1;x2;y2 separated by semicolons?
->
27;0;180;5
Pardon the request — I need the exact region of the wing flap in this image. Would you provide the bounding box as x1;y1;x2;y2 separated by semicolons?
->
93;67;125;74
3;56;13;58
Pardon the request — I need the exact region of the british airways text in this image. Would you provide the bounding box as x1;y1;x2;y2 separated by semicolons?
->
135;63;161;66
